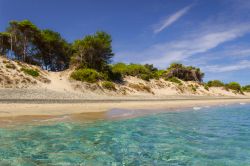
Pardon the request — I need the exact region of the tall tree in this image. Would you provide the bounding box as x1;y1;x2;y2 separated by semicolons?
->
0;32;10;56
37;29;71;70
71;31;114;71
6;20;40;62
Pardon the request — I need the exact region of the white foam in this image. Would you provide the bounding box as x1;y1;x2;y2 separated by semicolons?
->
240;103;246;105
193;107;202;110
33;115;70;122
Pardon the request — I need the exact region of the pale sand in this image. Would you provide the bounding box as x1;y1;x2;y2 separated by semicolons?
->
0;98;249;117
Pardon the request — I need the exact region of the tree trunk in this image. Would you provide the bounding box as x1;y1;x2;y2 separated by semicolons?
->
10;34;13;57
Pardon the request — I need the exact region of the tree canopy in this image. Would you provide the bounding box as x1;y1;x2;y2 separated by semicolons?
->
164;63;204;82
1;20;71;70
71;31;114;71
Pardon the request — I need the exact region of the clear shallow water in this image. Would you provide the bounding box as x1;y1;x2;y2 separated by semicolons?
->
0;104;250;165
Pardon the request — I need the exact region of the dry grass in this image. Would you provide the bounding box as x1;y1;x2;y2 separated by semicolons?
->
128;83;152;93
0;57;50;88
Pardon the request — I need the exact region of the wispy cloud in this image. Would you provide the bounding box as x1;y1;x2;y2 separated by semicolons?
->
118;23;250;68
204;60;250;72
153;5;193;34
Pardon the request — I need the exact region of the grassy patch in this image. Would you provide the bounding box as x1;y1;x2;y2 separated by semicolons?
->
21;68;39;77
225;82;242;93
102;81;116;91
204;84;209;91
242;85;250;92
189;84;197;92
71;68;104;83
207;80;224;87
166;77;183;85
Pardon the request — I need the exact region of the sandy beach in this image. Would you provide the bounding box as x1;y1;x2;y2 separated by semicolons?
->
0;98;250;118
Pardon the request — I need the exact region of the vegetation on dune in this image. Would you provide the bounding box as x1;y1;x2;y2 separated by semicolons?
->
0;20;72;71
128;83;152;93
102;81;116;91
1;19;247;93
21;68;40;77
164;63;204;82
242;85;250;92
207;80;225;87
166;77;183;85
71;31;114;71
204;84;209;91
206;80;244;94
0;32;10;56
111;63;160;81
225;82;242;93
5;63;16;69
70;68;105;83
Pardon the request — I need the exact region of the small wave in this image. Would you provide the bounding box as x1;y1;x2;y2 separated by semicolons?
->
110;111;136;118
33;115;70;122
193;107;202;110
240;103;246;105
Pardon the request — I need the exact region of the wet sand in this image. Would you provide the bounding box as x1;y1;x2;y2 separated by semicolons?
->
0;98;250;118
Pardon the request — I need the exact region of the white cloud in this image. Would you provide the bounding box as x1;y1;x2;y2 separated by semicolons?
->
204;60;250;72
153;5;193;34
118;23;250;68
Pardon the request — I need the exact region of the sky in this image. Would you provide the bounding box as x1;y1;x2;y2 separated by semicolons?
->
0;0;250;85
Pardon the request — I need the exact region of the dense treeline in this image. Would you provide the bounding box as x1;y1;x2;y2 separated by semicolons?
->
1;20;249;93
0;20;71;70
206;80;250;93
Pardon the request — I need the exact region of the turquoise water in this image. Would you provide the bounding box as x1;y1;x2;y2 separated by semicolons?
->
0;104;250;165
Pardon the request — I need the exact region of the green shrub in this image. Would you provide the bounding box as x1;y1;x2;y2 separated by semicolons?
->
189;84;197;92
102;81;116;90
225;82;241;92
71;68;104;83
21;68;39;77
155;70;166;78
140;74;151;81
204;84;209;91
165;63;204;82
112;63;153;81
111;63;128;76
242;85;250;92
106;66;123;82
166;77;182;85
207;80;224;87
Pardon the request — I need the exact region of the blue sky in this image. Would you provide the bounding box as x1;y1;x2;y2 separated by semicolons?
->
1;0;250;85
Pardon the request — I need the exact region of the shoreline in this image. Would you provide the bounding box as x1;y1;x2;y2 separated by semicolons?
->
0;96;250;104
0;98;249;118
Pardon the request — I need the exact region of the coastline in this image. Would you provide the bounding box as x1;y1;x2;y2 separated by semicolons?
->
0;97;249;118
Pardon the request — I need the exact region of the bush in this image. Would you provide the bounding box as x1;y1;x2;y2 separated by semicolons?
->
207;80;224;87
111;63;159;81
166;77;182;85
242;85;250;92
189;84;197;92
71;68;105;83
106;66;123;82
155;70;166;78
204;84;209;91
21;68;39;77
111;63;128;76
165;63;204;82
102;81;116;90
225;82;241;92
